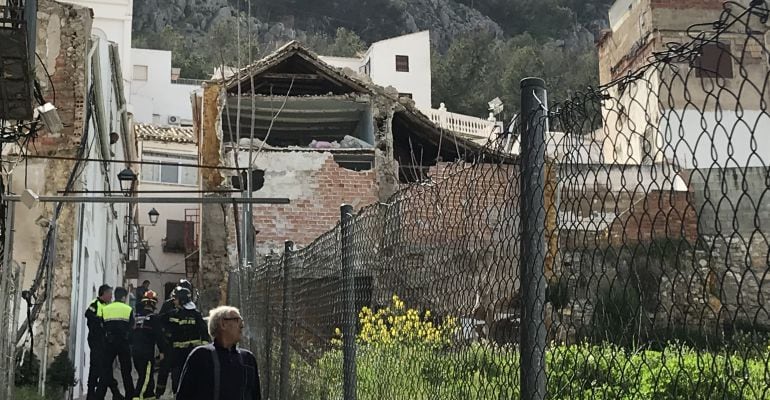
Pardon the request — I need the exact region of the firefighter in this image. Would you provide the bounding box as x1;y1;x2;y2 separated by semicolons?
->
131;290;164;400
95;287;135;400
85;284;123;400
155;278;192;397
161;286;209;394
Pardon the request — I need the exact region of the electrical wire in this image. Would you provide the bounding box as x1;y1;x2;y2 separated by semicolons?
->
15;154;244;170
35;52;56;104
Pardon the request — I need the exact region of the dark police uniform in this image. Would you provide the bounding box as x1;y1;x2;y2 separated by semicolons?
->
84;298;122;400
131;305;164;400
176;342;261;400
95;301;135;399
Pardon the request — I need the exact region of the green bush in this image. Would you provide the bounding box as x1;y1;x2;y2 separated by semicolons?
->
287;295;770;399
15;350;40;387
46;350;76;396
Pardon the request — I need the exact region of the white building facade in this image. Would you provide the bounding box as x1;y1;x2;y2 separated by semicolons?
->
135;124;199;301
65;0;134;89
130;48;201;125
321;31;433;109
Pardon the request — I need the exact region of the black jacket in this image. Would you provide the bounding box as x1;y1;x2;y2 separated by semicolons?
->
131;308;166;359
84;298;107;342
176;343;261;400
161;307;209;351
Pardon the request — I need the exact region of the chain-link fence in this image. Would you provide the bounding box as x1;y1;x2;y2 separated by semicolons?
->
232;1;770;399
0;259;23;400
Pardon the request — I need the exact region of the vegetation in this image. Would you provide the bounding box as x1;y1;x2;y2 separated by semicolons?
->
14;350;76;400
288;294;770;399
132;0;611;115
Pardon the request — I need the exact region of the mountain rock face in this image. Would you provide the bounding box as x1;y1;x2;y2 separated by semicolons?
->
132;0;504;52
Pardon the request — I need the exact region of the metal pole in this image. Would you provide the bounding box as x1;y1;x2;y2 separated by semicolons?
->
8;262;23;400
2;195;290;204
519;77;548;400
0;196;13;398
40;222;58;397
279;241;293;400
263;255;273;400
340;204;357;400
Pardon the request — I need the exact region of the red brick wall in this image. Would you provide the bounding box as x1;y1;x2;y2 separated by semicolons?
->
248;155;379;252
608;190;698;245
34;0;91;152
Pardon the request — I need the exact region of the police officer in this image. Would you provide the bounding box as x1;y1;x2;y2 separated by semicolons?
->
84;284;123;400
95;287;135;400
161;286;209;394
155;279;192;397
131;290;164;400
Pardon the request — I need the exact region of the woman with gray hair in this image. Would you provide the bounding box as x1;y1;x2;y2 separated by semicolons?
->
176;306;261;400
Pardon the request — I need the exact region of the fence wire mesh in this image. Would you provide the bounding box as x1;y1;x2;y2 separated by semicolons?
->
232;1;770;398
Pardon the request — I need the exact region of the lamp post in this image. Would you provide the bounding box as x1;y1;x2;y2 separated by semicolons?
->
117;168;136;196
118;168;137;259
148;208;159;226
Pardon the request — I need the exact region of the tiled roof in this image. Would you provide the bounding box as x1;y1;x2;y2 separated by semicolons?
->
135;123;196;144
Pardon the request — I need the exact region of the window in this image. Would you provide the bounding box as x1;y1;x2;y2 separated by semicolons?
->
395;55;409;72
399;93;413;99
133;65;148;81
164;220;193;253
695;42;733;78
141;152;197;185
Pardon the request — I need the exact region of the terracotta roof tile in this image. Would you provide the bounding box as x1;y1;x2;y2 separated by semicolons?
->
135;124;196;144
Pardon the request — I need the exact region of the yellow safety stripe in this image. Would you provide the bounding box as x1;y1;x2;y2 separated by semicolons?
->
172;339;207;348
136;361;153;400
169;317;197;325
103;302;132;320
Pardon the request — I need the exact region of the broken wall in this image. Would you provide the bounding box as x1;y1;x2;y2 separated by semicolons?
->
11;0;93;365
232;150;379;254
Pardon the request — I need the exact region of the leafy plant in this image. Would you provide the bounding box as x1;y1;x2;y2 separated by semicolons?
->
15;350;40;387
46;350;77;393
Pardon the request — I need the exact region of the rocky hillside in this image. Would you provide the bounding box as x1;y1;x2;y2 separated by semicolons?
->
132;0;614;114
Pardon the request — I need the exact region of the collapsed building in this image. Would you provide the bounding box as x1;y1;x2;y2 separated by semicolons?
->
193;42;492;310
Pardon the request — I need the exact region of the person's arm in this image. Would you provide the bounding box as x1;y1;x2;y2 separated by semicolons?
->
195;313;210;343
175;346;206;400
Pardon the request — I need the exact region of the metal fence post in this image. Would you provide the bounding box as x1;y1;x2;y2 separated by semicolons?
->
340;204;357;400
279;241;293;400
263;255;273;400
519;77;548;400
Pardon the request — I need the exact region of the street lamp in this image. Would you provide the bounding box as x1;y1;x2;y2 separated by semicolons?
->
148;208;160;226
117;168;137;196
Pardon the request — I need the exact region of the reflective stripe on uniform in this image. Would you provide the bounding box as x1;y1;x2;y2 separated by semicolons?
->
168;317;197;325
172;339;207;348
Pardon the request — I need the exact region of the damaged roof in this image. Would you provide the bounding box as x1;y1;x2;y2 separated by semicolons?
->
214;41;512;161
135;124;196;144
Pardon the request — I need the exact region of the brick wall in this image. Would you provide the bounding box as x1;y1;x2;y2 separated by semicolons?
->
608;190;698;245
248;153;379;253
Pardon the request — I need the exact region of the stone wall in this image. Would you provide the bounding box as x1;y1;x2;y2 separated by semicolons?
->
26;0;91;362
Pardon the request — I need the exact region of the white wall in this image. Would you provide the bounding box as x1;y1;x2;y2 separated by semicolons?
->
366;31;432;108
67;36;133;399
320;31;433;109
136;139;199;298
660;109;770;169
130;48;199;124
318;56;362;72
66;0;133;87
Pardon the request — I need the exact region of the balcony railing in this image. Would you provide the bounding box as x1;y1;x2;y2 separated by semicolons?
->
419;103;499;140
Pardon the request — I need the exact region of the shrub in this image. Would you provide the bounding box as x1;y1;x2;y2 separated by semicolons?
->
46;350;76;394
15;350;40;387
